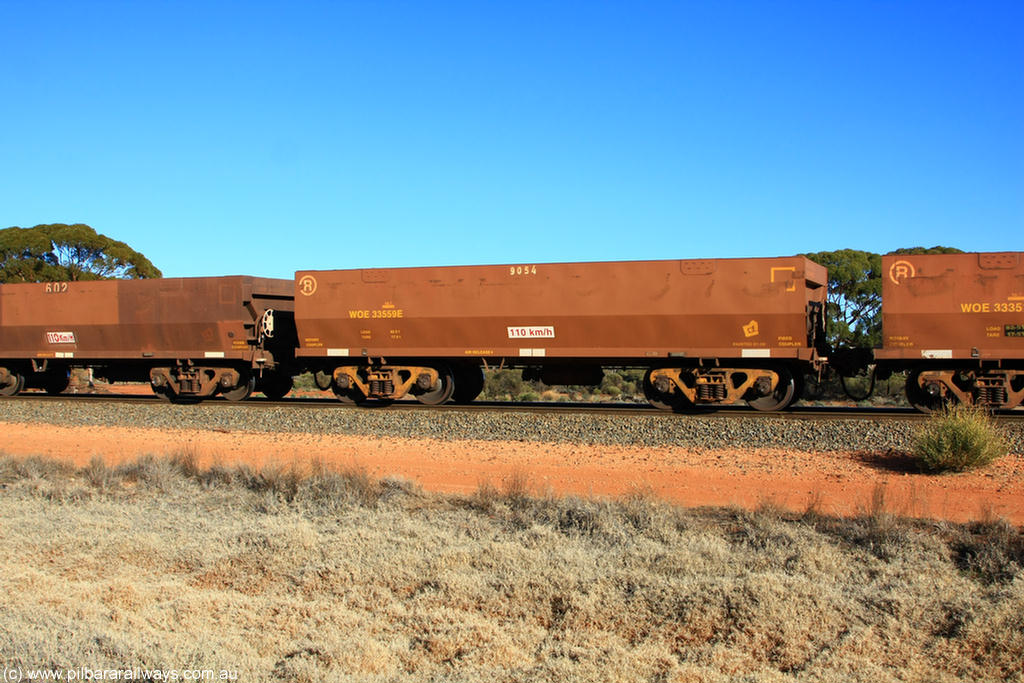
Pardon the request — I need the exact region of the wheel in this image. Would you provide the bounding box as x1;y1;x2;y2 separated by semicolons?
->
644;381;678;411
43;369;71;395
791;371;805;405
221;376;255;402
905;369;952;413
0;370;24;397
412;365;455;405
257;372;293;400
151;383;172;401
747;366;797;412
332;381;361;404
452;365;485;404
642;369;691;412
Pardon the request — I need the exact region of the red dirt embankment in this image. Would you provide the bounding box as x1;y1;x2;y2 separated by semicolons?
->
1;420;1021;524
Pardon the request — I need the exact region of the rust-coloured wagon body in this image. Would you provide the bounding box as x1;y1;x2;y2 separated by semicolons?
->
0;276;296;400
295;256;827;410
875;252;1024;410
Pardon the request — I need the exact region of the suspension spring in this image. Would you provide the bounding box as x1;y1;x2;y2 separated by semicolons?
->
976;384;1007;407
369;379;394;397
697;382;726;402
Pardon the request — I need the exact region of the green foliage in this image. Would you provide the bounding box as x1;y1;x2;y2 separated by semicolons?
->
482;368;647;402
291;372;318;391
805;246;962;350
913;404;1007;473
890;245;964;257
801;370;909;407
0;223;161;282
481;369;525;400
600;369;642;400
804;249;883;349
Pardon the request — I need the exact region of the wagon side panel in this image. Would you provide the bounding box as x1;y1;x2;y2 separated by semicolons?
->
879;252;1024;361
296;256;825;362
0;276;295;362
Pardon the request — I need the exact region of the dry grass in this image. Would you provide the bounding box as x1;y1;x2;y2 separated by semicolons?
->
0;453;1022;682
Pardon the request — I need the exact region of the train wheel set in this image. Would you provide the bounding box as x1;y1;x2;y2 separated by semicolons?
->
1;252;1022;413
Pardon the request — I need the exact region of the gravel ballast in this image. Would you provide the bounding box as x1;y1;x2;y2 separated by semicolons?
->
3;396;1024;453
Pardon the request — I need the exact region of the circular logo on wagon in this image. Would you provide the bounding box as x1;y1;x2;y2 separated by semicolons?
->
888;260;915;286
298;275;318;296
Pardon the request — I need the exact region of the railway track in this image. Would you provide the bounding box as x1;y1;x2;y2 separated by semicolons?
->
4;391;1024;455
5;389;1023;421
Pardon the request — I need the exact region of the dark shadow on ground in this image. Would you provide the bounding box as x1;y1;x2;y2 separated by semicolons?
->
855;449;922;474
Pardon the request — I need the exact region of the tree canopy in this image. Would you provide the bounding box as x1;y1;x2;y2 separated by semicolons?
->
805;246;963;350
0;223;161;282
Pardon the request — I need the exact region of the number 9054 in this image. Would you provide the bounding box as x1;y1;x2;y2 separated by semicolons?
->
509;265;537;276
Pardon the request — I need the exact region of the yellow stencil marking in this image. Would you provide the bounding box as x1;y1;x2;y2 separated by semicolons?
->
888;260;915;285
298;275;318;296
770;267;797;292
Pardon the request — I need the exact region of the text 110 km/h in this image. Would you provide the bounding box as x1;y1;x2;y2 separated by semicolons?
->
507;326;556;339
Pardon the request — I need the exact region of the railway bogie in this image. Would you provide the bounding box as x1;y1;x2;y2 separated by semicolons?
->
900;366;1024;412
643;363;799;411
328;363;451;405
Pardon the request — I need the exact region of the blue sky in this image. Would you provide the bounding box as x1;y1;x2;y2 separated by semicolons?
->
2;1;1021;279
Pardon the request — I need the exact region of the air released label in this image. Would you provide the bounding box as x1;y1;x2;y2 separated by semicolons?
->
46;331;76;344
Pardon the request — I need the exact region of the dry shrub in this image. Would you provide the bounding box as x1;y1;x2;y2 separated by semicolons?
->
847;483;911;560
953;517;1024;585
556;496;604;537
914;404;1008;473
502;468;532;506
334;462;380;505
729;507;800;559
114;454;178;490
801;488;826;521
249;462;303;501
303;460;383;509
170;446;202;479
0;454;74;483
83;454;114;490
618;485;676;540
866;482;892;523
200;462;237;489
0;454;81;502
379;475;420;502
754;494;789;520
471;479;500;512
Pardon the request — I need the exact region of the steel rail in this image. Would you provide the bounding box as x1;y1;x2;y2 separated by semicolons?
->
4;390;1022;421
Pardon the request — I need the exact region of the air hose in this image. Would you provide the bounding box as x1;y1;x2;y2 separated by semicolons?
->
840;366;876;401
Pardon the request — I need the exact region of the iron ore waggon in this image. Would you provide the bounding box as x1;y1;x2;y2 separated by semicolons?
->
294;256;829;411
0;276;296;401
874;251;1024;411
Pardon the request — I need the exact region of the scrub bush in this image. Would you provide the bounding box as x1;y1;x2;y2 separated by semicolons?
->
913;404;1007;473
